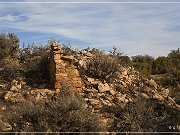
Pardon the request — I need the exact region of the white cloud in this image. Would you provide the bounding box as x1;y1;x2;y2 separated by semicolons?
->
0;2;180;57
0;14;15;21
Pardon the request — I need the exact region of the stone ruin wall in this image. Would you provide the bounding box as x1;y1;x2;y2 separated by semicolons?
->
49;43;63;89
49;43;84;91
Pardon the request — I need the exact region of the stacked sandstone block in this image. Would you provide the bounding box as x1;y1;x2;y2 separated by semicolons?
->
50;43;63;89
49;43;84;91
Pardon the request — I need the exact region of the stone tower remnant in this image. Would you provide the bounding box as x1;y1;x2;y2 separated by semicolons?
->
49;43;63;90
49;43;84;91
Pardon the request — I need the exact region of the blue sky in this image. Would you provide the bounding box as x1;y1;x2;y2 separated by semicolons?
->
0;0;180;57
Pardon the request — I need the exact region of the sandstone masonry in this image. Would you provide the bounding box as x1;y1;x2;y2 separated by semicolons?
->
49;43;84;91
49;43;63;89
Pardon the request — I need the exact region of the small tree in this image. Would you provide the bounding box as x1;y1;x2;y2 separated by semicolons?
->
131;55;154;77
152;56;170;74
0;33;20;59
168;48;180;69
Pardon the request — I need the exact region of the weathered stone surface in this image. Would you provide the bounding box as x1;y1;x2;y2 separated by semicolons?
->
4;91;25;103
115;93;126;103
61;55;76;62
121;69;128;76
49;43;62;89
98;83;112;93
0;84;5;89
101;100;109;106
141;93;150;99
145;79;158;89
167;96;176;104
109;90;116;95
54;53;61;60
54;82;61;89
105;95;113;102
49;43;84;91
84;52;93;57
89;99;99;105
160;88;169;98
153;93;164;101
85;88;98;93
30;89;54;102
124;99;129;103
9;79;25;92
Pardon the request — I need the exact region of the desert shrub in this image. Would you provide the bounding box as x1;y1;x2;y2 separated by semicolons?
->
19;45;50;85
112;98;157;132
112;98;180;132
0;56;22;70
0;57;23;82
152;56;170;75
131;55;154;78
109;46;131;67
85;53;120;82
90;48;103;56
168;48;180;70
6;87;104;132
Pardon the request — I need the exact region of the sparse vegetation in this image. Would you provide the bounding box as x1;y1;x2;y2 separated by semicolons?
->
131;55;154;78
6;87;104;132
0;33;50;85
112;98;180;132
19;45;50;86
0;33;19;60
0;33;179;133
85;53;120;82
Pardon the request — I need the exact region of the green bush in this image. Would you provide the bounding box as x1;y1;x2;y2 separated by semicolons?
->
90;48;103;56
168;48;180;69
131;55;154;78
152;56;170;75
109;46;131;67
85;53;120;82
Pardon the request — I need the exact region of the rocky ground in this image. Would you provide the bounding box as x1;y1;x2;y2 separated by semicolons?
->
0;49;179;132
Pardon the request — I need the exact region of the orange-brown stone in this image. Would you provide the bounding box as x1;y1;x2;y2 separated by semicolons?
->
49;43;84;92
